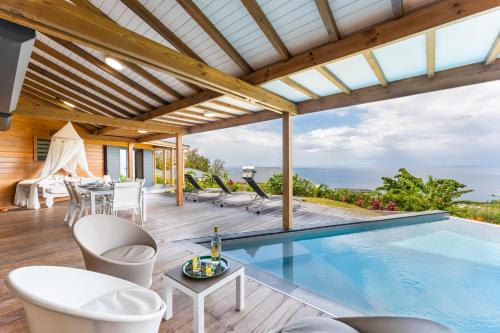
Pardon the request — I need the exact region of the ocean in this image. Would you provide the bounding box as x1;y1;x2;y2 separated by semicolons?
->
226;166;500;202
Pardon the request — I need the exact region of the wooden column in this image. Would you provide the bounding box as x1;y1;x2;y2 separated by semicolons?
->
127;142;134;178
176;134;184;206
282;112;293;229
169;148;174;186
162;149;167;184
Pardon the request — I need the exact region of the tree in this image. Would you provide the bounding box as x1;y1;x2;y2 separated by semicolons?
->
184;148;209;172
209;159;228;178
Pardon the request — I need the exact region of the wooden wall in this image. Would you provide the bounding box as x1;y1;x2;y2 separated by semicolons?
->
0;115;150;208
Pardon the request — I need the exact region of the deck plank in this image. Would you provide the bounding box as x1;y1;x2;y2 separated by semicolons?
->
0;193;376;332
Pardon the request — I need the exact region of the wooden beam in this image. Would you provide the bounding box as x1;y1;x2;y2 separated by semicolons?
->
314;0;340;42
50;36;168;105
119;0;203;62
182;59;500;137
315;66;351;93
210;101;252;114
191;105;238;117
391;0;404;19
162;114;205;124
128;142;134;178
34;39;154;109
178;110;222;121
16;95;184;134
170;148;174;186
282;112;293;229
485;32;500;65
281;77;320;99
177;0;253;73
0;1;296;113
31;51;144;114
81;133;138;143
125;61;184;100
28;62;136;118
426;30;436;78
243;0;500;85
363;50;388;87
241;0;291;60
176;134;184;206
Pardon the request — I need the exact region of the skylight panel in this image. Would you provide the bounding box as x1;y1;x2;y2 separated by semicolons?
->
290;70;342;96
373;34;427;82
261;81;310;102
325;54;379;90
436;9;500;71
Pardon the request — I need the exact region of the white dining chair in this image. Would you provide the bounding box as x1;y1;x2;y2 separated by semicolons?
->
63;180;77;226
106;182;143;227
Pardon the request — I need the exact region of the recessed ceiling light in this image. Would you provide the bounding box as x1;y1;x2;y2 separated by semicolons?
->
137;130;148;134
203;111;218;118
105;57;124;71
63;100;76;108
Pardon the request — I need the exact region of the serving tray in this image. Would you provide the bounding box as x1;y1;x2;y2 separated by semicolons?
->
182;256;229;279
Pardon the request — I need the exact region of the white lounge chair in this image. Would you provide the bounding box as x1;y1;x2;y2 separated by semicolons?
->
6;266;165;333
269;316;454;333
73;214;158;288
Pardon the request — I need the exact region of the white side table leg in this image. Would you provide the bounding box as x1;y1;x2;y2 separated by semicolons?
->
163;278;173;320
236;273;244;311
194;295;205;333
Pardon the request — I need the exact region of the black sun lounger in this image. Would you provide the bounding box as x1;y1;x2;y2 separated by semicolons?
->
184;174;220;202
242;176;303;214
212;175;253;207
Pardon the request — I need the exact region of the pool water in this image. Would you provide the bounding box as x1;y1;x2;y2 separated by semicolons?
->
221;217;500;333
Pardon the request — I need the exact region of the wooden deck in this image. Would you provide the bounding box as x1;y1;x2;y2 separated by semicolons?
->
0;192;379;332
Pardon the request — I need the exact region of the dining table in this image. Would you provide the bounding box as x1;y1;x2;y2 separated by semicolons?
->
78;183;147;221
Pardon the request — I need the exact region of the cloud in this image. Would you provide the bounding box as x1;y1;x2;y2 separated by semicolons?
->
184;81;500;167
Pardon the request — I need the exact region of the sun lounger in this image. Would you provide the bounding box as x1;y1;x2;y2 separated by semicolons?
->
242;176;303;214
184;174;220;202
212;175;253;207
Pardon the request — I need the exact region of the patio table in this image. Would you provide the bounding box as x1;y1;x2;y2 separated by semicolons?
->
78;184;147;221
162;258;244;333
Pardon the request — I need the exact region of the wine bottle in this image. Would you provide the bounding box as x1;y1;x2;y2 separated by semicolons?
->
211;226;222;270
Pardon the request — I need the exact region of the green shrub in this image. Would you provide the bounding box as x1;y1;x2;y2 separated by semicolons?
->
266;173;315;196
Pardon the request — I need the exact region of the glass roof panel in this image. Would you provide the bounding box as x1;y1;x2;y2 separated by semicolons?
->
261;80;310;102
373;34;427;82
436;9;500;71
290;69;342;96
325;54;379;90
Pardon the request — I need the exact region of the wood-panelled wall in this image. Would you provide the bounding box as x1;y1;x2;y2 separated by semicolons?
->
0;115;150;208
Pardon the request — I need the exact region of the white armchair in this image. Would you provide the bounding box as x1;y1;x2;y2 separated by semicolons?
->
72;214;158;288
6;266;165;333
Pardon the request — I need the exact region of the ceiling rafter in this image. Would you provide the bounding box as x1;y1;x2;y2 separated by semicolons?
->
363;50;388;87
178;110;223;121
210;101;252;114
177;0;253;74
241;0;291;61
16;94;184;134
315;0;340;42
24;73;126;118
28;62;136;118
193;105;241;117
315;66;351;94
30;51;144;114
281;77;320;99
485;32;500;66
391;0;404;19
161;114;204;124
0;1;296;114
49;36;168;105
34;39;154;110
426;30;436;78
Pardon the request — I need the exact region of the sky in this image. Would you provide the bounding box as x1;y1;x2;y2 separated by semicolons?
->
182;80;500;168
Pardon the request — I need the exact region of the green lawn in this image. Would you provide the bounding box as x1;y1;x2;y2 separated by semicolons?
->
447;201;500;225
302;197;385;216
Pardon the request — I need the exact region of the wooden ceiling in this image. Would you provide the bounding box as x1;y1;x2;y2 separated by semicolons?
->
0;0;499;143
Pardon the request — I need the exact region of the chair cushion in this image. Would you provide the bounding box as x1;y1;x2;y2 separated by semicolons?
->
101;245;155;263
273;317;360;333
81;287;162;315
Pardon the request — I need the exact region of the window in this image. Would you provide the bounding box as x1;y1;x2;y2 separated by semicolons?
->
34;137;50;161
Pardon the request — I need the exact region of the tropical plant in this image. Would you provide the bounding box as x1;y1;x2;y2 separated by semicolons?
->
185;148;210;172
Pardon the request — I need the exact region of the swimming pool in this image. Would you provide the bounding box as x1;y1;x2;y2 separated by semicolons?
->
215;214;500;333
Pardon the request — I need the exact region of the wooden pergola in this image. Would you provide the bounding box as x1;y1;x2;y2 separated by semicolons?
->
1;0;499;229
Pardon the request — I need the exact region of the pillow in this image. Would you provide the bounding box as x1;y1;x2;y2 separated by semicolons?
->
81;287;162;316
101;244;155;263
272;317;360;333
